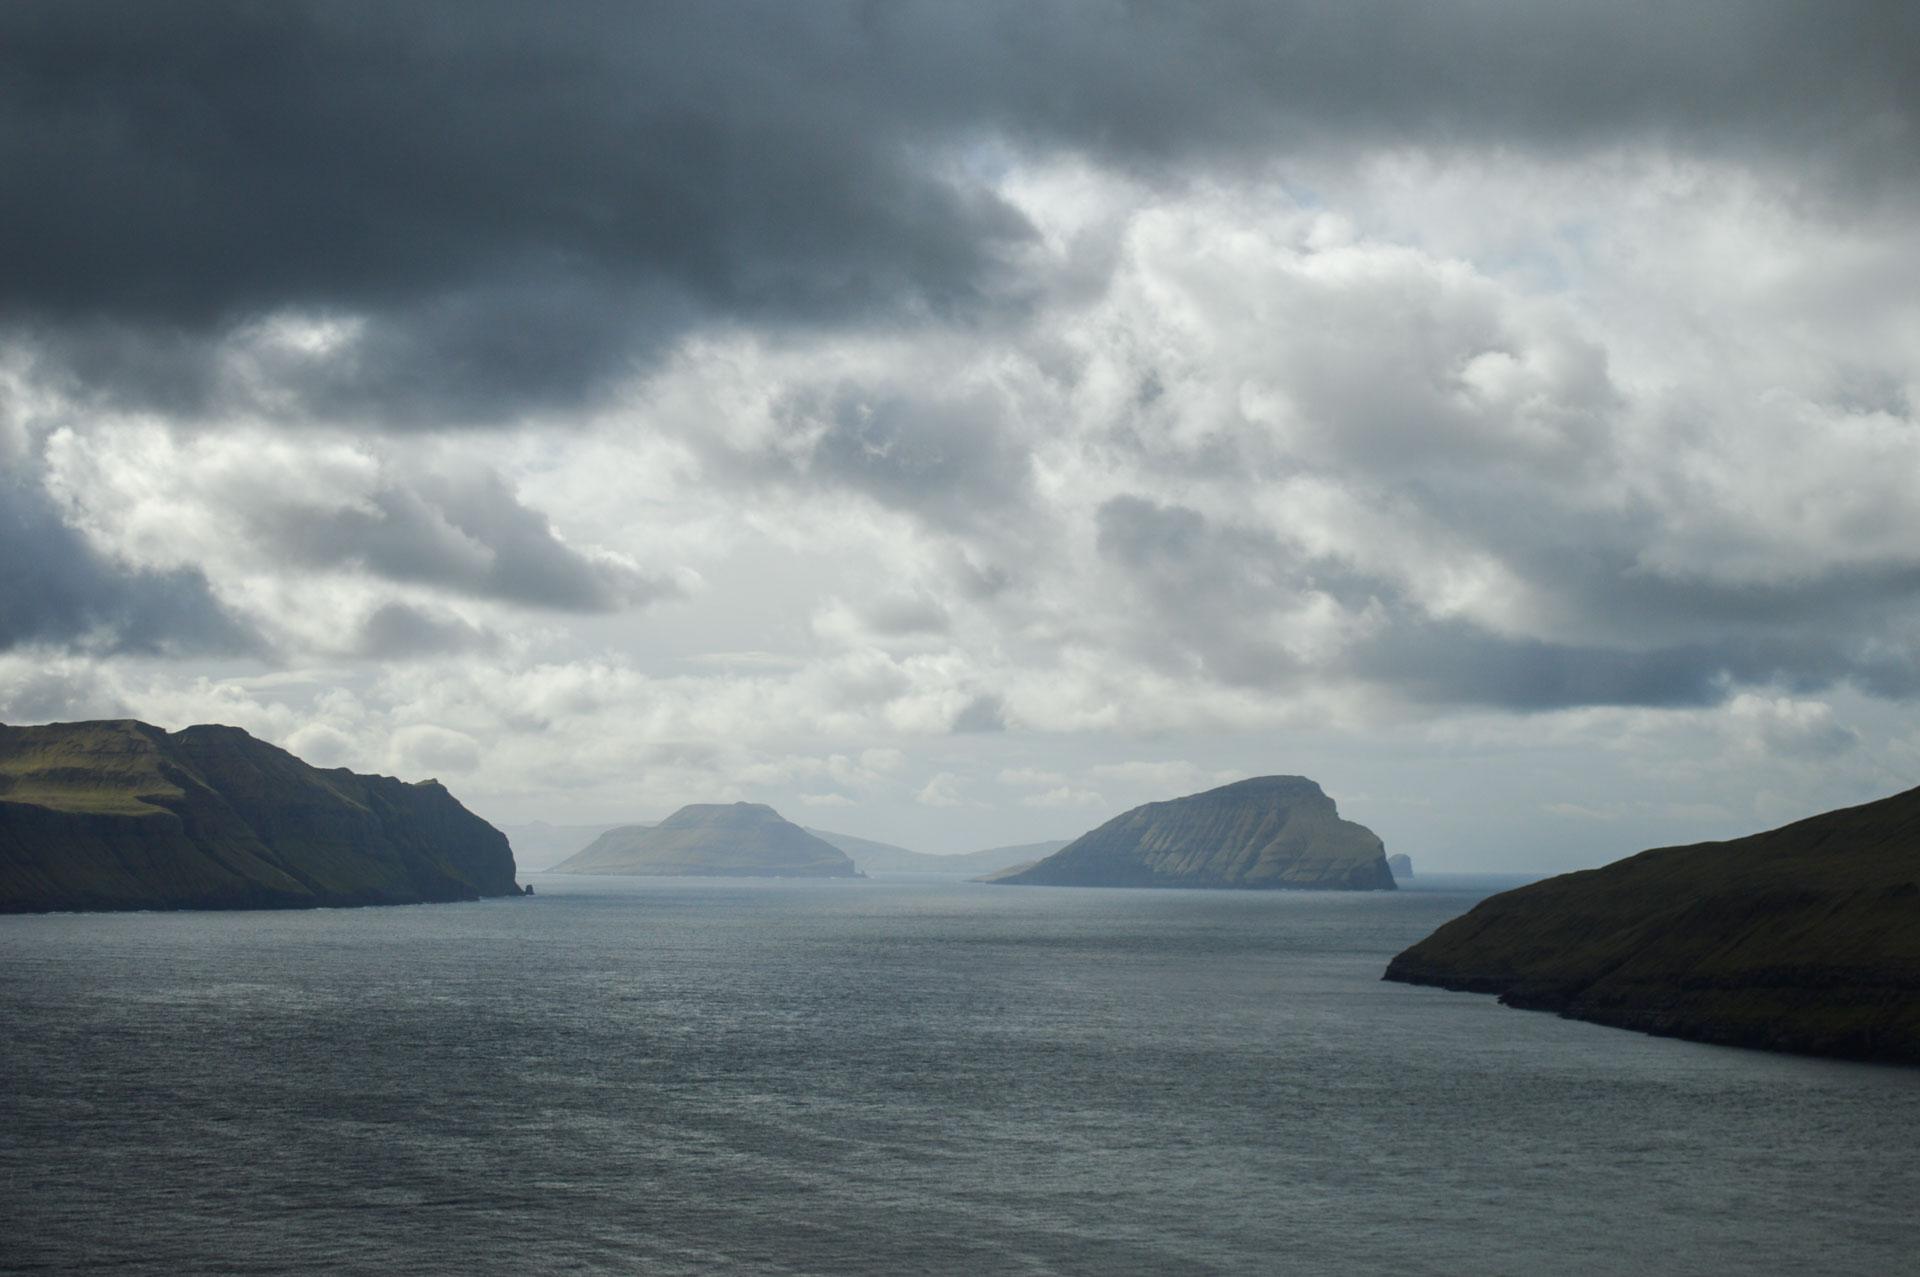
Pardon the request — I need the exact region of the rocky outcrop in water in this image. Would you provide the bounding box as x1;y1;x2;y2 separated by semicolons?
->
991;776;1395;890
552;802;861;878
0;719;519;913
1384;786;1920;1064
1388;854;1414;879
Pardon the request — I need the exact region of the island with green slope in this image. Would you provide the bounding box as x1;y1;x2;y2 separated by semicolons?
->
1384;785;1920;1064
552;801;861;878
990;775;1395;890
0;719;520;913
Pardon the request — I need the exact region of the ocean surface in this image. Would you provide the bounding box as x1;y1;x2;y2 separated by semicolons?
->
3;874;1916;1275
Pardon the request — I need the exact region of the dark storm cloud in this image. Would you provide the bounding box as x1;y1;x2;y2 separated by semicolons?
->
1349;621;1730;711
1094;495;1316;687
34;280;700;427
758;383;1033;529
1095;492;1920;710
0;1;1039;422
1347;616;1920;713
862;595;952;638
3;1;1914;421
1523;541;1920;640
241;468;675;612
354;602;494;659
0;472;259;655
951;694;1008;734
1379;476;1920;704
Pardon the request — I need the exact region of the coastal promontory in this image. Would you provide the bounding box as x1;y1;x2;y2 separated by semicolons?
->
991;776;1395;890
552;802;861;878
0;719;520;913
1384;786;1920;1064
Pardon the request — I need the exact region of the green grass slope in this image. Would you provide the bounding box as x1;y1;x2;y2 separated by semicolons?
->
0;720;518;913
1384;786;1920;1064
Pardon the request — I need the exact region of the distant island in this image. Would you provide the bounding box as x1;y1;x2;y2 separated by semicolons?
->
0;719;520;913
1384;786;1920;1064
991;776;1396;890
552;802;861;878
512;816;1056;877
806;828;1067;876
498;819;625;871
1387;853;1414;879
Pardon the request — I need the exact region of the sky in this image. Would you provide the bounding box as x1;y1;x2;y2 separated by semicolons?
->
4;1;1920;869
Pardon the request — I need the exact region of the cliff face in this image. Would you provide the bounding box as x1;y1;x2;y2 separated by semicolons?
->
1384;786;1920;1064
992;776;1395;890
0;719;519;913
552;802;860;878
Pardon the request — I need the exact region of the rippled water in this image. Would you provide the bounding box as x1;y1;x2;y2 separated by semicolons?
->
3;875;1916;1275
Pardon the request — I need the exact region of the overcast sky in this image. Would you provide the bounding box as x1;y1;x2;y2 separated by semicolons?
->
5;1;1919;868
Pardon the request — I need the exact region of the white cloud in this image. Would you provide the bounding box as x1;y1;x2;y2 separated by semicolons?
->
39;424;684;658
1725;694;1861;761
387;724;482;777
1542;802;1618;822
1019;786;1105;809
998;767;1067;787
1089;761;1235;787
916;772;966;808
12;143;1920;868
285;722;357;769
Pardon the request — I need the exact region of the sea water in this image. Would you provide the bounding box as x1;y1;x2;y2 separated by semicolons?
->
2;875;1915;1275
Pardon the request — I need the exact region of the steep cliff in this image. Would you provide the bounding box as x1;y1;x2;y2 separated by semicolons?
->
1384;785;1920;1064
0;719;519;913
992;776;1395;890
553;802;860;878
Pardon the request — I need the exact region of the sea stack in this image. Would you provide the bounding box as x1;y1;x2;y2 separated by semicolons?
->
1384;785;1920;1064
552;802;861;878
1388;854;1414;879
991;776;1395;890
0;719;519;913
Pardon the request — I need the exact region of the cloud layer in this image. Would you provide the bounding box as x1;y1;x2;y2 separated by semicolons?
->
4;3;1919;865
5;2;1916;418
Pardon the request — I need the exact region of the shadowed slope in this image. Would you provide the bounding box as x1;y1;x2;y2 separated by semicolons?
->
1384;786;1920;1064
0;719;518;912
993;776;1394;891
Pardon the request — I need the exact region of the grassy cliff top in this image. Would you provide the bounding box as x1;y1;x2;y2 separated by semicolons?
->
1385;783;1920;1062
0;720;189;815
0;718;518;914
0;719;430;817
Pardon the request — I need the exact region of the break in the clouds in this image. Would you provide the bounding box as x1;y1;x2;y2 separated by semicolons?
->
4;2;1920;867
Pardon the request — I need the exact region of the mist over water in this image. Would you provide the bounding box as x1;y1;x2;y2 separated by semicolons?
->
3;877;1916;1275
